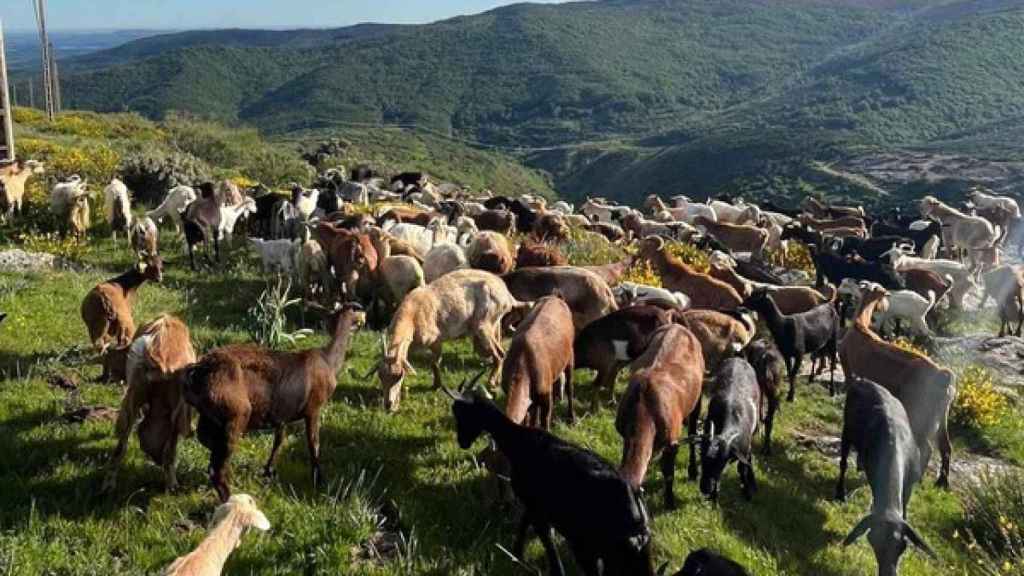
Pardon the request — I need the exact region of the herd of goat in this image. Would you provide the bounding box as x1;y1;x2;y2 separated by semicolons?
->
6;158;1024;576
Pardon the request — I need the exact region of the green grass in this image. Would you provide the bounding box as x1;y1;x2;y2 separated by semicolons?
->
0;234;1001;575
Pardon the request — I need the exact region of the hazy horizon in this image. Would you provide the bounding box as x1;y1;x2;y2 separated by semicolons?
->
2;0;571;32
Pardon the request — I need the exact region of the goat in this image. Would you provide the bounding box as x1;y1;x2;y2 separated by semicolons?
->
617;323;704;509
638;236;742;311
744;339;783;455
675;308;757;372
902;269;952;307
709;251;828;313
582;221;627;243
533;212;571;242
103;178;133;244
130;216;159;259
811;245;905;290
160;494;271;576
472;208;517;235
671;549;750;576
0;159;45;221
50;177;91;236
249;238;299;275
296;235;331;304
980;265;1024;337
375;269;530;411
184;304;366;500
871;219;942;259
699;358;760;502
837;378;937;576
80;255;164;381
839;282;956;488
919;195;997;268
217;197;257;242
102;315;195;492
466;231;515;275
646;194;716;224
147;185;197;235
622;211;697;242
582;254;635;287
693;216;768;258
423;243;468;283
503;266;617;332
839;279;935;337
613;281;691;311
501;295;576;429
883;245;971;279
800;196;865;220
445;381;656;576
744;289;838;401
581;197;633;223
516;241;567;268
968;188;1021;219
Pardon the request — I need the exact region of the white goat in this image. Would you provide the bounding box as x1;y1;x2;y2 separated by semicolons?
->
423;243;468;283
50;176;88;217
840;278;934;336
968;189;1021;219
218;197;257;241
147;186;198;234
103;178;133;244
130;216;159;258
550;201;574;215
295;188;320;220
249;238;299;274
612;281;691;311
580;198;632;223
160;494;270;576
883;246;971;278
383;220;450;256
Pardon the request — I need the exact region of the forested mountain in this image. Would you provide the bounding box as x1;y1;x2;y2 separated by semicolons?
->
26;0;1024;202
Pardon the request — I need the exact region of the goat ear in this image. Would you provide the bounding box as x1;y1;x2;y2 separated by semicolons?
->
732;447;752;467
843;515;876;547
903;522;938;560
247;508;272;532
656;561;670;576
401;359;417;375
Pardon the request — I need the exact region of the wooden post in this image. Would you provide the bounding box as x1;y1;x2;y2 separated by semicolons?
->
0;20;14;164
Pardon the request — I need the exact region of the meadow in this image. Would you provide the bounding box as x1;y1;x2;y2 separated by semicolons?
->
0;232;1018;576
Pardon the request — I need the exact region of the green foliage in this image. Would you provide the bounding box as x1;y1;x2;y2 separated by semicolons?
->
958;468;1024;575
954;365;1009;430
117;145;213;203
244;278;313;349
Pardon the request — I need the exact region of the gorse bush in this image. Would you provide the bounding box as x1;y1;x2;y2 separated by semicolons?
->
622;260;661;287
953;365;1008;430
891;337;929;358
13;231;92;261
958;469;1024;575
666;240;709;274
119;145;212;204
16;138;121;184
563;226;627;267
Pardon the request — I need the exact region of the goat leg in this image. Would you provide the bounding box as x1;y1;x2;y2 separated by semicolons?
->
102;385;143;492
740;460;757;501
162;434;180;492
305;414;323;489
835;433;850;502
536;524;565;576
687;409;700;482
430;343;444;390
785;356;799;403
661;443;680;510
264;426;287;478
564;364;576;425
936;419;952;490
513;513;532;559
763;396;778;456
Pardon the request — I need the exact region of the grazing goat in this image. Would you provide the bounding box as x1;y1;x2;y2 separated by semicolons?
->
574;305;675;406
968;188;1021;219
801;196;864;220
693;216;768;258
613;281;691;311
51;177;91;236
0;159;45;221
617;323;704;509
980;265;1024;337
811;246;905;290
103;178;133;244
744;289;838;400
503;266;617;332
102;315;195;492
81;255;164;381
582;254;635;287
583;221;627;243
639;236;742;311
249;238;299;275
160;494;271;576
375;269;530;410
672;548;750;576
472;208;517;235
839;279;935;337
130;216;159;259
423;243;468;283
147;185;197;234
837;379;937;576
871;219;942;259
466;231;515;275
516;241;567;268
700;358;760;502
622;211;696;242
445;383;656;576
709;251;827;313
839;282;956;488
501;295;576;429
676;309;757;372
184;304;366;500
744;339;783;455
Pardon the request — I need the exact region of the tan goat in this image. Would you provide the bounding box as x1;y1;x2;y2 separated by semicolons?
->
638;236;742;311
160;494;270;576
693;216;769;258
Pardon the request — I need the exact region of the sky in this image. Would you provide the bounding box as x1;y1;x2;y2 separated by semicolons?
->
3;0;570;31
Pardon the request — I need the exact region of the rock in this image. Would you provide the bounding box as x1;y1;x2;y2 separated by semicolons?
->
933;335;1024;389
0;249;61;273
62;406;118;423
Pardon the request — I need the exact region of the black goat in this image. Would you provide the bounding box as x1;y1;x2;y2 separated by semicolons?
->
744;339;783;455
837;378;937;576
672;548;750;576
445;374;656;576
871;220;942;256
761;201;802;219
700;358;760;503
811;245;905;290
830;235;914;262
744;289;839;400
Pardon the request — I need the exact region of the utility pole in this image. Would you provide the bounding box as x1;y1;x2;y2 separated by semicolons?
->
0;20;14;164
34;0;57;120
28;78;34;109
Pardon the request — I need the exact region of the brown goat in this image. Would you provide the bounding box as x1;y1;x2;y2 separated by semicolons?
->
675;309;757;372
184;304;366;501
328;231;379;300
473;208;517;235
81;254;164;380
501;295;576;429
639;236;742;310
839;283;956;488
503;266;618;332
617;323;705;509
693;216;769;258
379;206;439;226
582;255;635;287
102;314;196;492
532;213;570;242
467;231;515;275
516;241;567;268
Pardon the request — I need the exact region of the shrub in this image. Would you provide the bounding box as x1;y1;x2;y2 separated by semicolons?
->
13;231;91;261
16;138;121;184
119;145;212;205
958;468;1024;575
244;278;313;349
767;241;815;278
954;365;1009;429
622;260;661;287
563;226;627;267
891;336;929;358
666;240;710;273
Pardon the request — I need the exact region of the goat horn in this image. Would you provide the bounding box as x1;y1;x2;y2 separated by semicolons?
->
440;386;461;402
709;421;716;438
459;367;489;394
